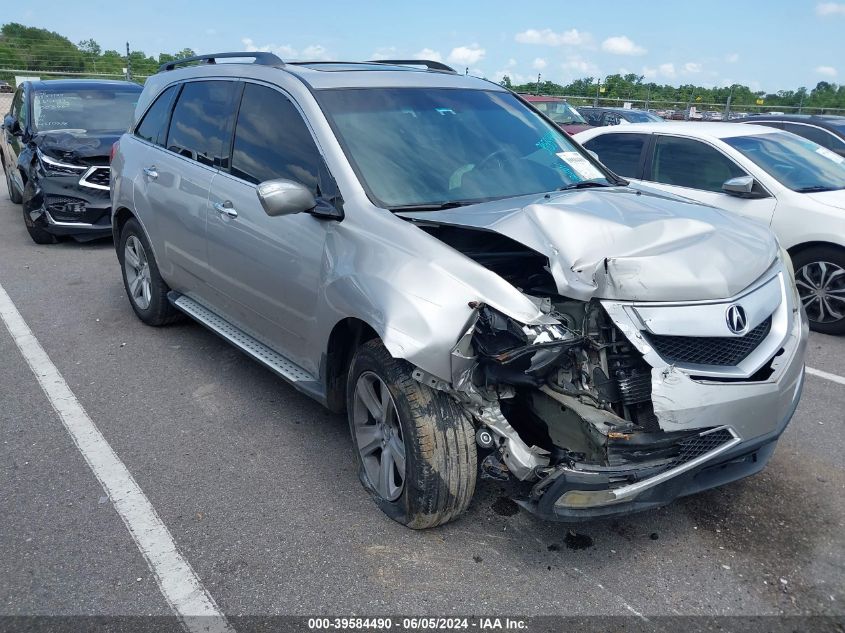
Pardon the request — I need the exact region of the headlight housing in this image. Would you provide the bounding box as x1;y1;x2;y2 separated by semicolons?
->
37;149;87;176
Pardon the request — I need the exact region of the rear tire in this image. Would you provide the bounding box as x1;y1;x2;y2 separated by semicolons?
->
118;218;182;326
792;245;845;335
3;158;22;204
347;339;477;529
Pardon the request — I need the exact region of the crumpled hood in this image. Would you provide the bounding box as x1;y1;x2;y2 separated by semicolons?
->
33;131;120;165
398;187;778;302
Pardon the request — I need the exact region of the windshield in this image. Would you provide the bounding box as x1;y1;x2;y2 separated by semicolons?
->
317;88;611;209
531;100;587;125
32;88;140;134
724;132;845;192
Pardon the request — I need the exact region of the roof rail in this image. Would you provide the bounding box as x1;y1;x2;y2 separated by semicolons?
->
368;59;457;73
158;51;284;72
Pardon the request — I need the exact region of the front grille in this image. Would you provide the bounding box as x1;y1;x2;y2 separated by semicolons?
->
81;166;110;188
46;195;87;221
669;428;735;467
644;317;771;366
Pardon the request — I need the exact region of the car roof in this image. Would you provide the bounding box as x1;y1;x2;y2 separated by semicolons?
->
580;106;650;113
283;62;499;90
26;79;142;91
579;121;783;140
732;113;845;127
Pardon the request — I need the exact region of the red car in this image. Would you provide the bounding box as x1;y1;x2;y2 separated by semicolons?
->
519;95;593;134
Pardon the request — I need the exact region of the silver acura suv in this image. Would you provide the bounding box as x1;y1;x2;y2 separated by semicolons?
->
111;53;808;528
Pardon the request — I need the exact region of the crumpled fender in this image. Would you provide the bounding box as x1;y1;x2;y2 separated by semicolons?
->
19;144;46;224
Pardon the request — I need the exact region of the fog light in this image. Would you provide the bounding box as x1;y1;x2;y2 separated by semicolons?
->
556;489;628;508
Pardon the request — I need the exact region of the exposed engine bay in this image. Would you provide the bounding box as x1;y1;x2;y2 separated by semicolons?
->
414;222;721;489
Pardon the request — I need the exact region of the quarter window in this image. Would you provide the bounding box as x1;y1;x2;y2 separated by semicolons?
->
650;135;746;192
583;133;647;178
165;81;238;168
230;83;322;191
135;85;178;146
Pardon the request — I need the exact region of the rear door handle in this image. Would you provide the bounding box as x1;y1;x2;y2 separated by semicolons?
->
142;166;158;179
213;200;238;219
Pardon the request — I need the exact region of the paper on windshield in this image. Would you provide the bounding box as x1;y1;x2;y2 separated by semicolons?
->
816;146;845;164
556;152;604;180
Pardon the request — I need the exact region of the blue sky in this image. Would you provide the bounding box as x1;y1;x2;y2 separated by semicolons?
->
8;0;845;91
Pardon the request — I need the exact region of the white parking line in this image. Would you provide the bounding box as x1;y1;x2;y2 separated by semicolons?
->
807;366;845;387
0;281;233;633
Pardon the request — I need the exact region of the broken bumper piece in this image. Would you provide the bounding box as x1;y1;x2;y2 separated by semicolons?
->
519;367;804;521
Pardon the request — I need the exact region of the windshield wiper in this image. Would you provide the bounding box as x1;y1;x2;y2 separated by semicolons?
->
558;180;615;191
389;201;474;212
795;185;843;193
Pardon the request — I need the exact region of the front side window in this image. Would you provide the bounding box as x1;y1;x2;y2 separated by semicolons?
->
724;132;845;192
583;133;647;178
31;87;140;134
230;83;323;191
782;123;845;153
650;135;746;192
166;80;238;168
135;85;178;146
317;88;612;209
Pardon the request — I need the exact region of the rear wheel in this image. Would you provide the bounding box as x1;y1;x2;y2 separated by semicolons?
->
792;245;845;335
347;340;477;529
118;218;182;326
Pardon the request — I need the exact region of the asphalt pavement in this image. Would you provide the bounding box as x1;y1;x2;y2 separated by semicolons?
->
0;179;843;623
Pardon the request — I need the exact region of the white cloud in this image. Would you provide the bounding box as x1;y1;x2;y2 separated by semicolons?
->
532;57;547;70
658;62;676;78
302;45;330;60
816;65;838;76
413;48;443;62
506;58;517;68
816;2;845;15
725;52;740;63
684;62;702;73
561;54;600;76
494;69;530;84
448;44;486;66
241;37;317;60
601;35;647;56
514;28;592;47
642;66;658;80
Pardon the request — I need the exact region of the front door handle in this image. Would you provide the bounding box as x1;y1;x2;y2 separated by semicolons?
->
142;166;158;179
213;200;238;219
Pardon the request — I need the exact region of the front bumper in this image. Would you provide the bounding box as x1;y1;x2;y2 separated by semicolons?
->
520;280;809;522
23;172;112;240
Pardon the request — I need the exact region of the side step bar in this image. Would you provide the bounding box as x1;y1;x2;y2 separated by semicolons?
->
168;292;326;403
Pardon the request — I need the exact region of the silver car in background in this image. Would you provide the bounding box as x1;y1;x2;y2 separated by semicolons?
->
110;53;807;528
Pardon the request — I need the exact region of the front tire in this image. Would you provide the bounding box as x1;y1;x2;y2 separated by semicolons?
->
347;340;477;529
3;158;23;204
118;218;182;326
792;246;845;335
21;182;56;244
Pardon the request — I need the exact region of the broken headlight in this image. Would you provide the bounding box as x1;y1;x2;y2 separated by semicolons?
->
37;149;87;176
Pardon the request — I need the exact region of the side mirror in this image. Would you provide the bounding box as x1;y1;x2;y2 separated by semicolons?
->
256;178;316;217
3;114;22;136
722;175;755;197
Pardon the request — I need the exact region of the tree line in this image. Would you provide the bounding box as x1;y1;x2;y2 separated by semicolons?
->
1;22;843;110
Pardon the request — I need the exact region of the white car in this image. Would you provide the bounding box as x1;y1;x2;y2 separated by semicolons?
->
575;122;845;334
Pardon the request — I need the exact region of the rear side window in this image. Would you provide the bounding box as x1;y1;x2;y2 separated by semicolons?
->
650;135;746;192
783;123;845;153
583;133;647;178
230;83;322;191
135;85;178;146
166;81;238;168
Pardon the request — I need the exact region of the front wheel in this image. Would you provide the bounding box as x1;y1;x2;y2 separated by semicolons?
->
792;245;845;335
347;340;477;529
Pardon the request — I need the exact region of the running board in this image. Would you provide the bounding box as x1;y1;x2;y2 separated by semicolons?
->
168;292;325;403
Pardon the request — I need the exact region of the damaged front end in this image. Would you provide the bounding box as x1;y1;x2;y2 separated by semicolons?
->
426;269;806;521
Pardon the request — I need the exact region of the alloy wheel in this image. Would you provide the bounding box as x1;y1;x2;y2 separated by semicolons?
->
123;235;152;310
796;260;845;324
352;371;406;501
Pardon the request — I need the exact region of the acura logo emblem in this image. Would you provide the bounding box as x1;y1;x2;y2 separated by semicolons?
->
726;304;748;334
